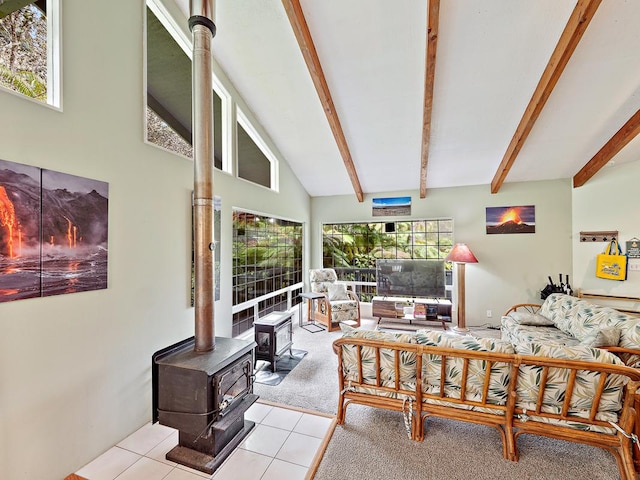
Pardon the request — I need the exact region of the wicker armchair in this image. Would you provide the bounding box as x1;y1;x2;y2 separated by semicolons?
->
309;269;361;332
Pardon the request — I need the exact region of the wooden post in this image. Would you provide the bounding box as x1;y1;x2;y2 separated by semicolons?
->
455;262;468;331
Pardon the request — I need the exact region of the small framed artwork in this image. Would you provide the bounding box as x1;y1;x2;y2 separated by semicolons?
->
626;238;640;258
486;205;535;234
372;196;411;217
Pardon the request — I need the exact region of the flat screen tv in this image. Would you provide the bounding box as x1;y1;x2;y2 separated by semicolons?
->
376;259;445;298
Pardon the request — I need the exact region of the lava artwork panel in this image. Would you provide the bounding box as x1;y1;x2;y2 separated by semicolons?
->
41;169;109;297
486;205;536;234
0;159;42;302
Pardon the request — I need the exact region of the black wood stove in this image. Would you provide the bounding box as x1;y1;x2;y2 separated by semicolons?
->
152;336;257;474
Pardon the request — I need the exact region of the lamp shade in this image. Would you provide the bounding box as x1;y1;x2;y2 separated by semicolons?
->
445;243;478;264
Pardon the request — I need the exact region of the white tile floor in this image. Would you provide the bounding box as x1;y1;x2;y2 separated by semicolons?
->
75;402;334;480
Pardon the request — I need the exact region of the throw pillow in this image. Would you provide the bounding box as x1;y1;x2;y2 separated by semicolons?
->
580;327;621;348
508;311;555;326
327;283;349;301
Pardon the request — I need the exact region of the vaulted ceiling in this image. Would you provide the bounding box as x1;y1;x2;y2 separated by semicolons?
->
169;0;640;200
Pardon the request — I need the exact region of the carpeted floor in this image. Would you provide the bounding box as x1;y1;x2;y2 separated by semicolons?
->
254;316;622;480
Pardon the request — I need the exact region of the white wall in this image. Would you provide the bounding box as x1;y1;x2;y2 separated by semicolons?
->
311;179;573;324
572;159;640;297
0;1;309;479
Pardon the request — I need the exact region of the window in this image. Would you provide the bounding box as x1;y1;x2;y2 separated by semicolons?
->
0;0;60;106
232;210;302;337
237;110;278;190
322;220;454;301
145;4;223;166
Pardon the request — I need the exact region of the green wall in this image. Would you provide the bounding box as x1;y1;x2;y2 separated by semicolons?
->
311;179;573;323
0;1;309;479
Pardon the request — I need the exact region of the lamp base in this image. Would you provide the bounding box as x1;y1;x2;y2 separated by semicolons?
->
452;326;469;333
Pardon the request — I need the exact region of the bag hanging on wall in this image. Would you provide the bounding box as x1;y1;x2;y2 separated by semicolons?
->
595;239;628;281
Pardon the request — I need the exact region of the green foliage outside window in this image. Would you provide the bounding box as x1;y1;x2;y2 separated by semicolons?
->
322;220;454;301
0;5;47;101
231;210;303;336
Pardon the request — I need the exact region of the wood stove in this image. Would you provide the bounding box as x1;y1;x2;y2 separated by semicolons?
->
150;2;259;475
152;336;257;474
254;311;294;372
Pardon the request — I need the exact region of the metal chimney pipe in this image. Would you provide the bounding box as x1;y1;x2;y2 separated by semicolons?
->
190;0;216;352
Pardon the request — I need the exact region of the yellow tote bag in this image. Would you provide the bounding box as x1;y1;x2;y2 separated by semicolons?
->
595;240;627;281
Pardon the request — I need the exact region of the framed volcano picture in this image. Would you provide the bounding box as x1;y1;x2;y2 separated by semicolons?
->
0;158;109;303
486;205;535;235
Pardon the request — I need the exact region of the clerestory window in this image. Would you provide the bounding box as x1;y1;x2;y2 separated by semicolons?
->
145;3;224;167
0;0;61;107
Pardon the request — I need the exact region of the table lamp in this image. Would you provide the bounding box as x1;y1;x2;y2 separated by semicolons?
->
445;243;478;332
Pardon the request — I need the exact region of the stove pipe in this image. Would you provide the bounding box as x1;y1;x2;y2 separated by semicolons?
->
190;0;216;352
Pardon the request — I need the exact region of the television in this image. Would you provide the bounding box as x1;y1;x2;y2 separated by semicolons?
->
376;259;445;298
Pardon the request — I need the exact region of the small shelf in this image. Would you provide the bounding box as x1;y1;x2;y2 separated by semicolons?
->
372;296;452;327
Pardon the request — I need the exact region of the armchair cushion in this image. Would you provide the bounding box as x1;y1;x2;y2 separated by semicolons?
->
327;283;349;301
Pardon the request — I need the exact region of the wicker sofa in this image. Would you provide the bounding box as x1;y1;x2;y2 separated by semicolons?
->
333;325;640;480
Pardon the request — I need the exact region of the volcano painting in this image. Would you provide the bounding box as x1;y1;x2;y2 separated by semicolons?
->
486;205;535;235
0;159;109;303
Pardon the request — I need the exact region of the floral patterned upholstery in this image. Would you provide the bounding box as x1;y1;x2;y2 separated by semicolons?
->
309;268;338;293
515;342;627;433
415;329;514;408
502;293;640;367
333;325;640;478
339;324;416;398
309;269;360;330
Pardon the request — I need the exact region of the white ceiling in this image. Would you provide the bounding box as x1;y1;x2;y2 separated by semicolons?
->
170;0;640;198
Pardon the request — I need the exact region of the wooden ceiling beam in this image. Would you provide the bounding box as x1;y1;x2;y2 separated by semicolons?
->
420;0;440;199
490;0;602;194
281;0;364;202
573;109;640;187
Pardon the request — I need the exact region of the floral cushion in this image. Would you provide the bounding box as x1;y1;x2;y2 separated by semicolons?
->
339;325;416;397
514;342;627;414
309;268;338;294
501;315;580;347
532;294;640;366
330;300;359;324
327;283;349;301
508;311;554;326
415;329;514;405
580;327;621;348
603;311;640;367
539;293;627;343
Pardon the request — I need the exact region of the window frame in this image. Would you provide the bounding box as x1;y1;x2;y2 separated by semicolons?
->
321;219;454;302
231;208;303;336
0;0;62;109
236;107;279;192
144;0;231;171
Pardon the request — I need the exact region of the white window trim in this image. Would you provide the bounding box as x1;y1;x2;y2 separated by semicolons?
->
46;0;61;107
0;0;62;109
236;107;280;192
145;0;232;173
